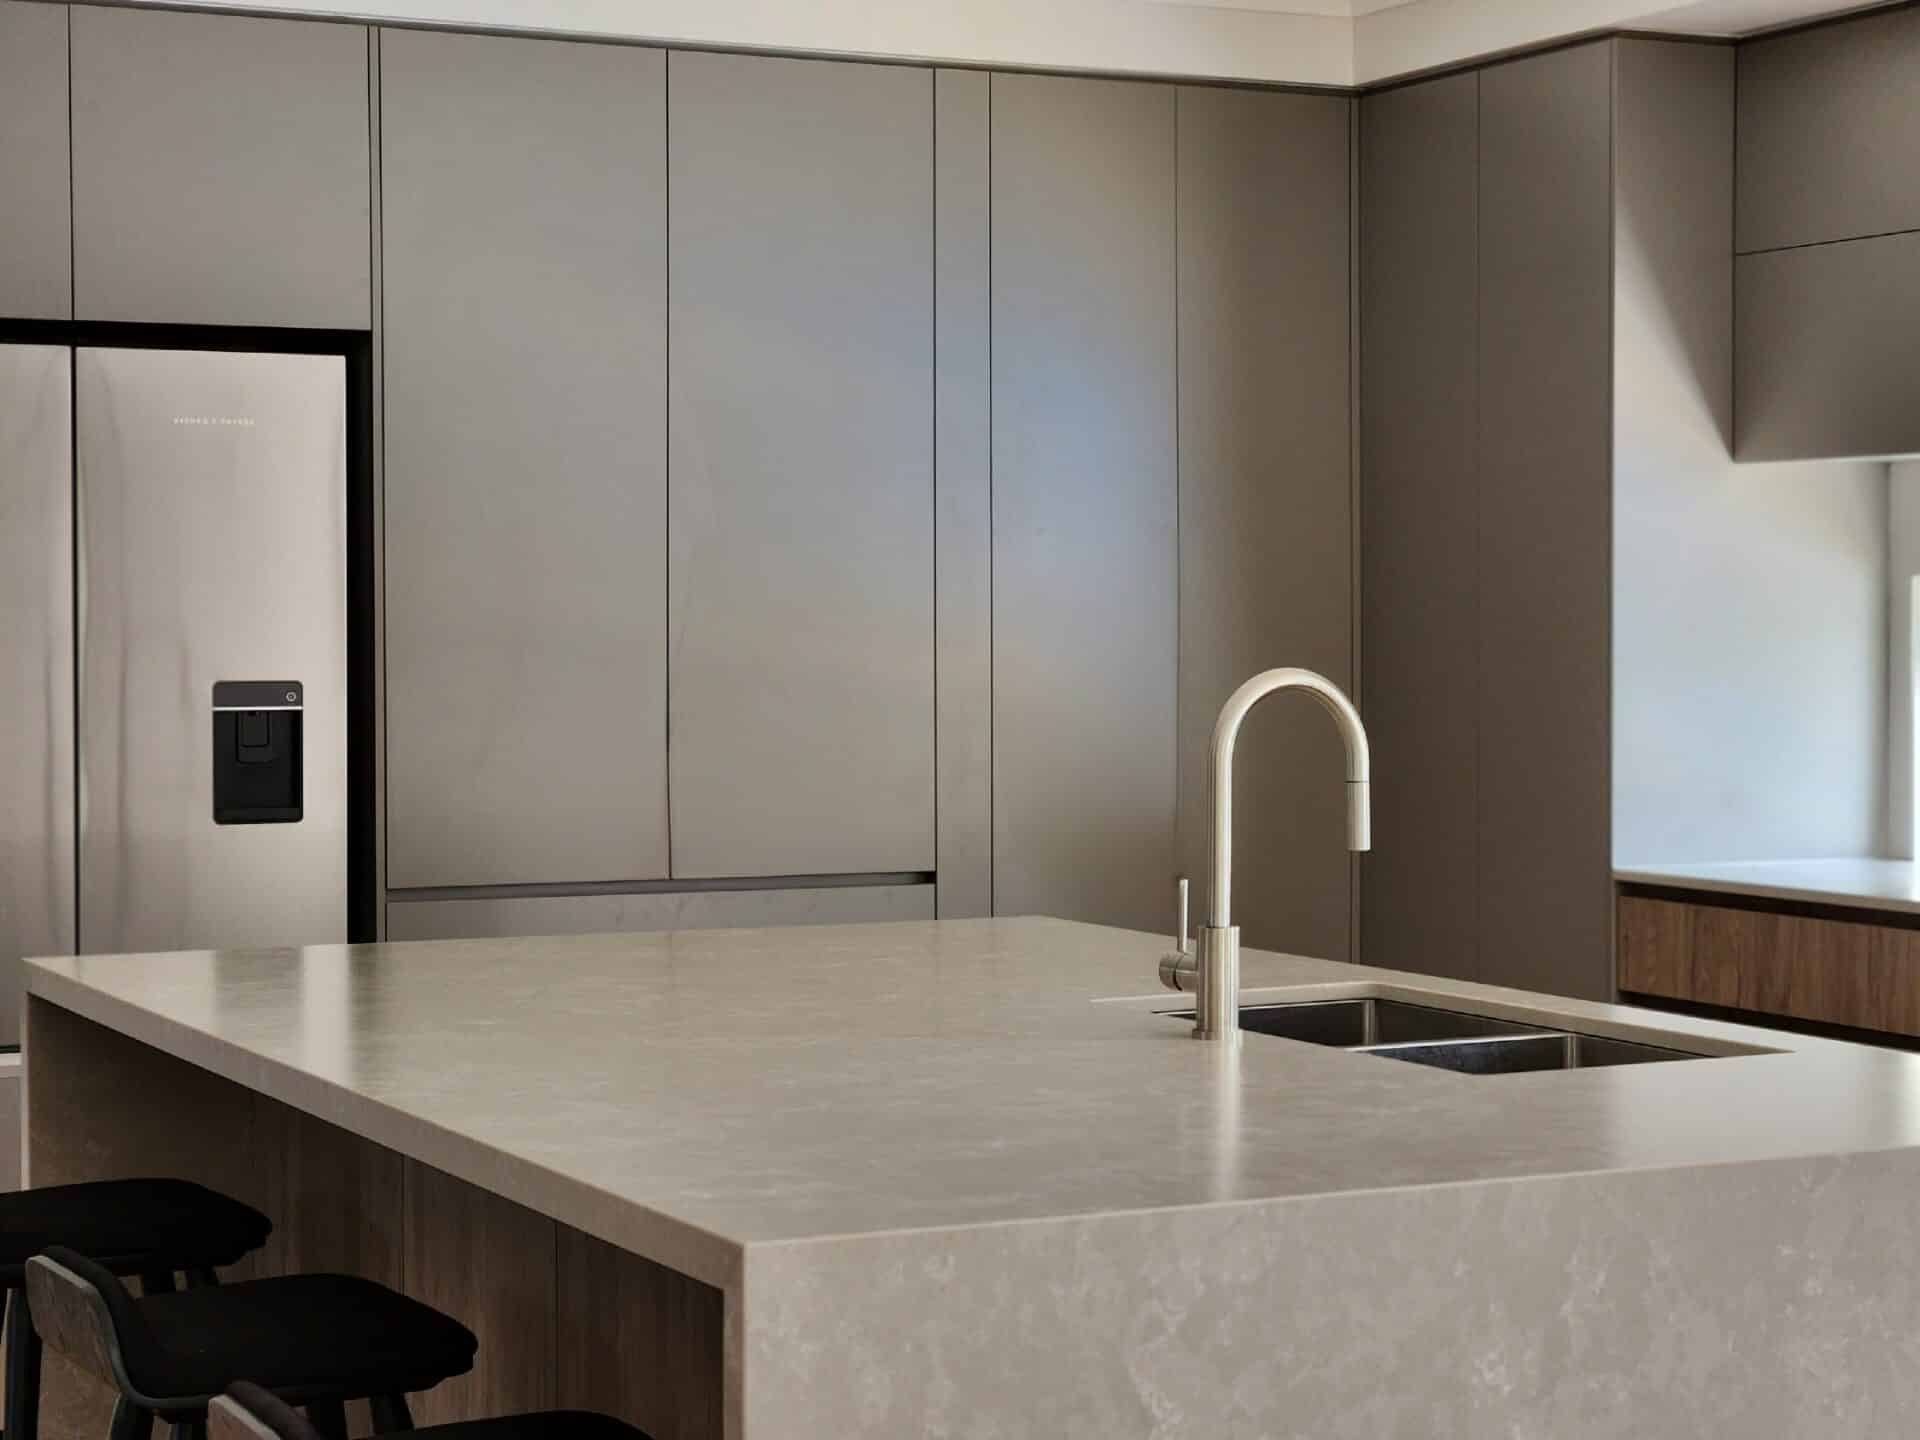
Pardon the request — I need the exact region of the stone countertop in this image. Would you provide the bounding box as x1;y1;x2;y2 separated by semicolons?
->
25;916;1920;1288
1615;857;1920;916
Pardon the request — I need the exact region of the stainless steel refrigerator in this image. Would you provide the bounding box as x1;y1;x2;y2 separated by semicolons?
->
1;343;353;1048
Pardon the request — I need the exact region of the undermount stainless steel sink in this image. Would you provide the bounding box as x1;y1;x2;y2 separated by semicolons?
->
1354;1031;1696;1074
1166;998;1705;1074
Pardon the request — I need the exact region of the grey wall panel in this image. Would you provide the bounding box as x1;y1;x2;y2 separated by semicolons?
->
990;73;1177;934
1614;39;1888;867
70;6;370;327
386;886;935;941
934;70;994;920
0;3;71;320
668;52;935;879
1477;42;1614;1001
1358;73;1480;983
382;30;668;888
1737;232;1920;461
1737;6;1920;254
1176;86;1352;961
0;346;73;1048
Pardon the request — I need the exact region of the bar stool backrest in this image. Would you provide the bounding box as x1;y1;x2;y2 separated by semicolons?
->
22;1249;129;1389
209;1384;318;1440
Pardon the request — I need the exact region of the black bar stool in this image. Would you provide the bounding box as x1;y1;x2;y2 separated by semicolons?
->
2;1180;274;1440
212;1381;655;1440
25;1248;479;1440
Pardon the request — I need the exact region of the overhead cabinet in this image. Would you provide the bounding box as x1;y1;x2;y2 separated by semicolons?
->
667;51;936;879
69;6;371;328
1736;5;1920;254
381;30;670;890
1732;5;1920;460
0;2;71;320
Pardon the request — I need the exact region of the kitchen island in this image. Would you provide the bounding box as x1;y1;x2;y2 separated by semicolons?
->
24;917;1920;1438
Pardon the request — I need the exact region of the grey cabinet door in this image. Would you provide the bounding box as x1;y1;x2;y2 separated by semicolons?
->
668;52;935;879
386;885;935;942
0;346;73;1047
69;6;369;327
1177;86;1353;962
990;74;1177;934
0;3;70;321
1358;73;1480;983
1737;232;1920;460
1738;6;1920;254
1477;43;1614;1001
382;30;669;889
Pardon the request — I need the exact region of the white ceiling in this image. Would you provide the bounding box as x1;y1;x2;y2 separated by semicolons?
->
136;0;1898;85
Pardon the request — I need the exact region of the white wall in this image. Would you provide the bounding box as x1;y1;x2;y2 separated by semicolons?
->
1612;38;1889;866
1887;465;1920;857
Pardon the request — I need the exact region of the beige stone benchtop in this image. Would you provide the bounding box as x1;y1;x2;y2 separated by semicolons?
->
25;916;1920;1288
1616;856;1920;916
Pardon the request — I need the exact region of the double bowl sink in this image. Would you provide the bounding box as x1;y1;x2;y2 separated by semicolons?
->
1173;997;1703;1074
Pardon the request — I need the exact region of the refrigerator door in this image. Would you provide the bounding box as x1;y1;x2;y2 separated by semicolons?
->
77;347;347;956
0;345;74;1045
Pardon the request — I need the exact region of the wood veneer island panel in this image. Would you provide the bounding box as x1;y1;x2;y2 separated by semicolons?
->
24;999;723;1440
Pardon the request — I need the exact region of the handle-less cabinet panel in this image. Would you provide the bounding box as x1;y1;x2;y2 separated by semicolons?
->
386;885;936;942
990;74;1177;933
668;52;935;878
77;348;347;956
0;346;73;1047
382;31;668;889
0;4;71;320
1737;6;1920;254
1176;86;1353;961
69;6;370;327
1358;73;1480;982
1477;43;1614;1000
1736;231;1920;461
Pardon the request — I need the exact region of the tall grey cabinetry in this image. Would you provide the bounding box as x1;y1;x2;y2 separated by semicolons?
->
69;6;370;328
381;30;670;890
1176;87;1354;962
990;74;1353;950
668;52;936;880
0;2;71;320
989;75;1178;935
1361;42;1613;1000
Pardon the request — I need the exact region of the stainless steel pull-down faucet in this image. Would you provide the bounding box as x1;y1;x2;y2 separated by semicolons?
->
1160;668;1372;1045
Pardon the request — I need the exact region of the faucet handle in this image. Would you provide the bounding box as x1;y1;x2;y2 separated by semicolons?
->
1159;876;1198;993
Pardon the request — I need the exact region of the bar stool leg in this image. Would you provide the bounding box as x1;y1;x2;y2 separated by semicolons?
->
368;1393;415;1433
166;1422;206;1440
305;1400;347;1440
107;1399;151;1440
5;1287;44;1440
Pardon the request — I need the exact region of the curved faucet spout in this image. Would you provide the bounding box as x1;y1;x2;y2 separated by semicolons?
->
1208;667;1371;930
1177;667;1372;1044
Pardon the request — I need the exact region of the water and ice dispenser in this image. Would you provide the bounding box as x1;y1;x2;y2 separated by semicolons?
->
212;681;305;824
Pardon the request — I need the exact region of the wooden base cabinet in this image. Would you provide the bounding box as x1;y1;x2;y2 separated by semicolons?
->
1618;892;1920;1038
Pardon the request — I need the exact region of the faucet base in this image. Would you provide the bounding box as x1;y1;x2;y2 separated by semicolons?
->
1192;924;1241;1042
